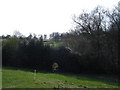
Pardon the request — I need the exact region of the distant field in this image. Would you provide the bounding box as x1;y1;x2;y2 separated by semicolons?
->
2;67;119;88
44;40;62;47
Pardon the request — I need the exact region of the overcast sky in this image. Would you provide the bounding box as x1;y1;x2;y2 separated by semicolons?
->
0;0;119;36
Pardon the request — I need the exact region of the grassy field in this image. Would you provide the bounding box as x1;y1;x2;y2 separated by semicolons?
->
0;68;2;89
43;39;62;47
2;67;119;88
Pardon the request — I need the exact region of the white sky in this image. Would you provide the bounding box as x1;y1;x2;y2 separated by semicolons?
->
0;0;119;36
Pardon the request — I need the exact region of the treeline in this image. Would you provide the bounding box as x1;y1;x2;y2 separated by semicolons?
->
2;3;119;74
61;5;119;74
2;34;80;73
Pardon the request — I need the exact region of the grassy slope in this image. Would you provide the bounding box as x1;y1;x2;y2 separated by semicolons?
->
2;67;119;88
0;68;2;89
44;39;62;47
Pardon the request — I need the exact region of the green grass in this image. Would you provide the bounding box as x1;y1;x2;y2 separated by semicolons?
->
44;39;62;47
0;68;2;89
2;67;119;88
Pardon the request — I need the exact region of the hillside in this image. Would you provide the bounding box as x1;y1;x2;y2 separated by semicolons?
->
2;67;119;88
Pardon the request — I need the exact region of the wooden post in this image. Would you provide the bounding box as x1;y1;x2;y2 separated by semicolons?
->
34;69;36;81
